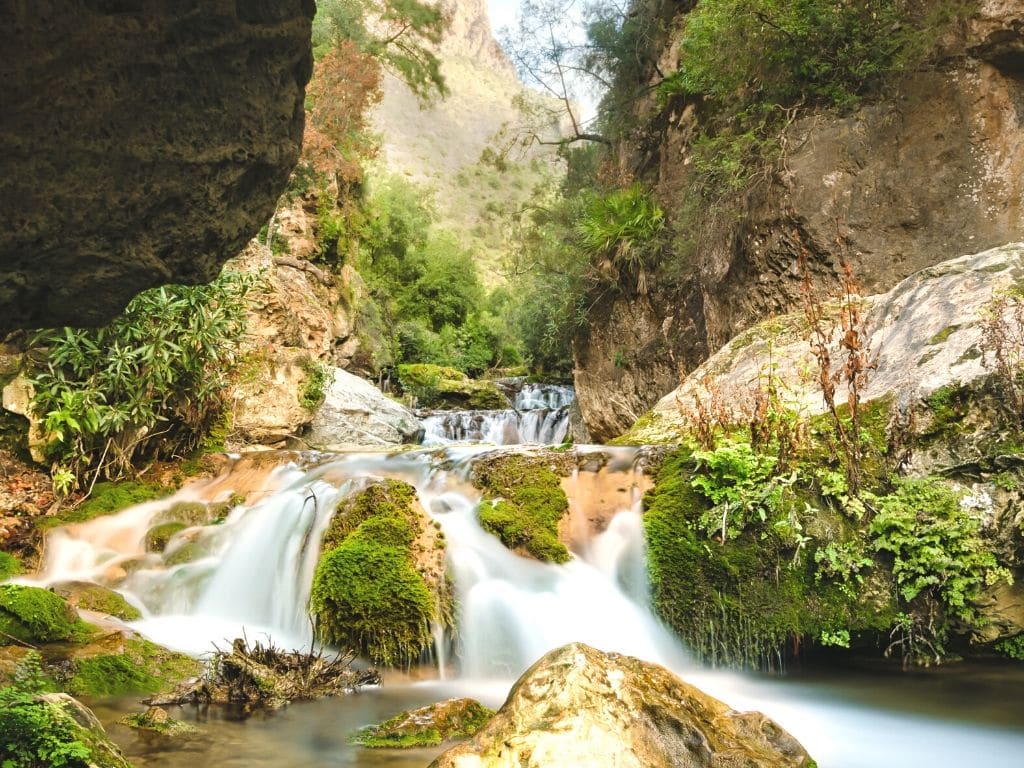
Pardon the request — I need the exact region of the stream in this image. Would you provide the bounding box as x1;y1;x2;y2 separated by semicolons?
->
18;384;1024;767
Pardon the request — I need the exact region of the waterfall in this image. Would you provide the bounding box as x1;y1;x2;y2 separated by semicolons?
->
420;382;575;446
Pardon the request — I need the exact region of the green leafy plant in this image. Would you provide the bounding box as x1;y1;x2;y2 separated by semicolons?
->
577;183;664;292
819;628;851;648
814;540;874;598
871;479;1011;636
690;440;793;542
300;360;332;411
29;270;254;483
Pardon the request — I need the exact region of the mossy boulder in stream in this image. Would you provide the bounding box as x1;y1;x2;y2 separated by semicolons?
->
398;364;509;410
430;643;814;768
471;452;573;563
0;585;95;645
351;698;494;748
37;481;171;531
63;637;200;698
50;582;142;621
311;480;449;666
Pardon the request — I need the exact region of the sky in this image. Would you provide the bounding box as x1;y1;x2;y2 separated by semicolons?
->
486;0;522;38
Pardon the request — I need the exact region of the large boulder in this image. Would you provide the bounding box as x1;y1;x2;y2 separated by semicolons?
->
304;367;421;449
0;1;315;331
431;643;813;768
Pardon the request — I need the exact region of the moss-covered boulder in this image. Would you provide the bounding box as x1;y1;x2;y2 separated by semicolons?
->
120;706;196;737
145;522;187;553
471;452;573;563
0;585;94;645
63;637;200;698
50;582;142;622
398;364;510;410
311;480;449;666
0;691;132;768
0;550;22;580
351;698;494;748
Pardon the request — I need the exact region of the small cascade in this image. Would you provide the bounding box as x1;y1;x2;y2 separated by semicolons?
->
421;382;575;446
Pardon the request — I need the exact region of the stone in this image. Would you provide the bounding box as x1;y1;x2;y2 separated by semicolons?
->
431;643;814;768
0;1;315;331
304;367;422;449
351;697;494;748
1;373;46;462
35;693;132;768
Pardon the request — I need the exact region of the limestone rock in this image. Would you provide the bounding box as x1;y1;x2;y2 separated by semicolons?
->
431;643;814;768
0;1;315;331
352;697;494;748
304;367;421;449
624;243;1024;445
1;373;45;462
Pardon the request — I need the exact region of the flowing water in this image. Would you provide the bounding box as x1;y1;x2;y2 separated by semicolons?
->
17;445;1024;767
420;382;574;446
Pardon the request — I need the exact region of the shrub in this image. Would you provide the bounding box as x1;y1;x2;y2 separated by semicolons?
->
30;270;254;484
577;183;664;285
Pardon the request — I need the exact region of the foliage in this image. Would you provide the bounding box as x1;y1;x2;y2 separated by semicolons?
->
577;183;664;291
814;540;873;598
0;655;91;768
313;0;448;99
312;481;440;666
396;364;508;409
300;359;332;411
870;479;1010;630
996;635;1024;661
690;440;793;542
29;271;253;484
471;453;571;563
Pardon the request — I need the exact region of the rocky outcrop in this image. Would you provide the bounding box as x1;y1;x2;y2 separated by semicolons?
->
623;243;1024;445
303;367;421;449
574;2;1024;440
431;643;814;768
0;1;315;331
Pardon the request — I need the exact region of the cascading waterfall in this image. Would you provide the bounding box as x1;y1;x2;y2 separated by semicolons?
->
420;382;574;446
18;446;1024;768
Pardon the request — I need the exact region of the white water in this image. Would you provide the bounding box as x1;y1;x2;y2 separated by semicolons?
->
420;382;574;446
21;446;1024;767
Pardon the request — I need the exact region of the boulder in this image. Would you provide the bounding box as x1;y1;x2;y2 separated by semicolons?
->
352;697;494;748
304;367;421;449
0;1;315;331
431;643;814;768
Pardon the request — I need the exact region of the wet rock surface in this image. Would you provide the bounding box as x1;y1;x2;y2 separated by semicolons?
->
431;643;814;768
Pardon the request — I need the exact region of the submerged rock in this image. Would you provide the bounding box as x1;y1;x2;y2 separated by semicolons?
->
352;698;494;748
305;367;422;449
120;706;196;737
432;643;814;768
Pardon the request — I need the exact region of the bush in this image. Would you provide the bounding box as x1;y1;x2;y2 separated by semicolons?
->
577;183;664;280
30;270;254;483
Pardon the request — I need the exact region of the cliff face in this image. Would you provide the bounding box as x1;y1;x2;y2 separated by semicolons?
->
574;0;1024;440
0;1;315;332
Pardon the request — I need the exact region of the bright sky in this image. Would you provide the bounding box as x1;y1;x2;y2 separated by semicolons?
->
486;0;521;37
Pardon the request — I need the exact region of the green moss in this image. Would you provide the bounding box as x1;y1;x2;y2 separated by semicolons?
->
66;638;199;698
0;585;83;644
920;384;970;444
39;481;170;530
119;709;196;736
145;522;187;552
0;551;22;580
300;358;332;411
644;449;896;669
351;698;494;749
397;364;509;410
928;325;961;345
54;584;142;622
471;453;571;563
312;481;440;666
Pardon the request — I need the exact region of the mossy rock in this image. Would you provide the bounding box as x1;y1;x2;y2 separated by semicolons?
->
0;692;132;768
120;706;196;737
0;585;92;645
50;582;142;622
397;363;510;410
471;453;572;563
65;638;200;698
145;522;187;552
39;481;170;530
351;697;494;748
153;501;211;527
163;539;209;567
312;480;445;667
0;551;22;580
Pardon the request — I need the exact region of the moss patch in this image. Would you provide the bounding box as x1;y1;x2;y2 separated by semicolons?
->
145;522;187;552
0;551;22;580
311;480;443;667
0;585;92;645
397;364;509;410
65;638;200;698
51;583;142;622
351;697;494;748
120;707;196;737
471;453;572;563
39;481;170;530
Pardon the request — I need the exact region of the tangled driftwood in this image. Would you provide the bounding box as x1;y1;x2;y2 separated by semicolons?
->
147;637;380;711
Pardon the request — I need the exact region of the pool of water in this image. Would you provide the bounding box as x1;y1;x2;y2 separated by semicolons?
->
89;660;1024;768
